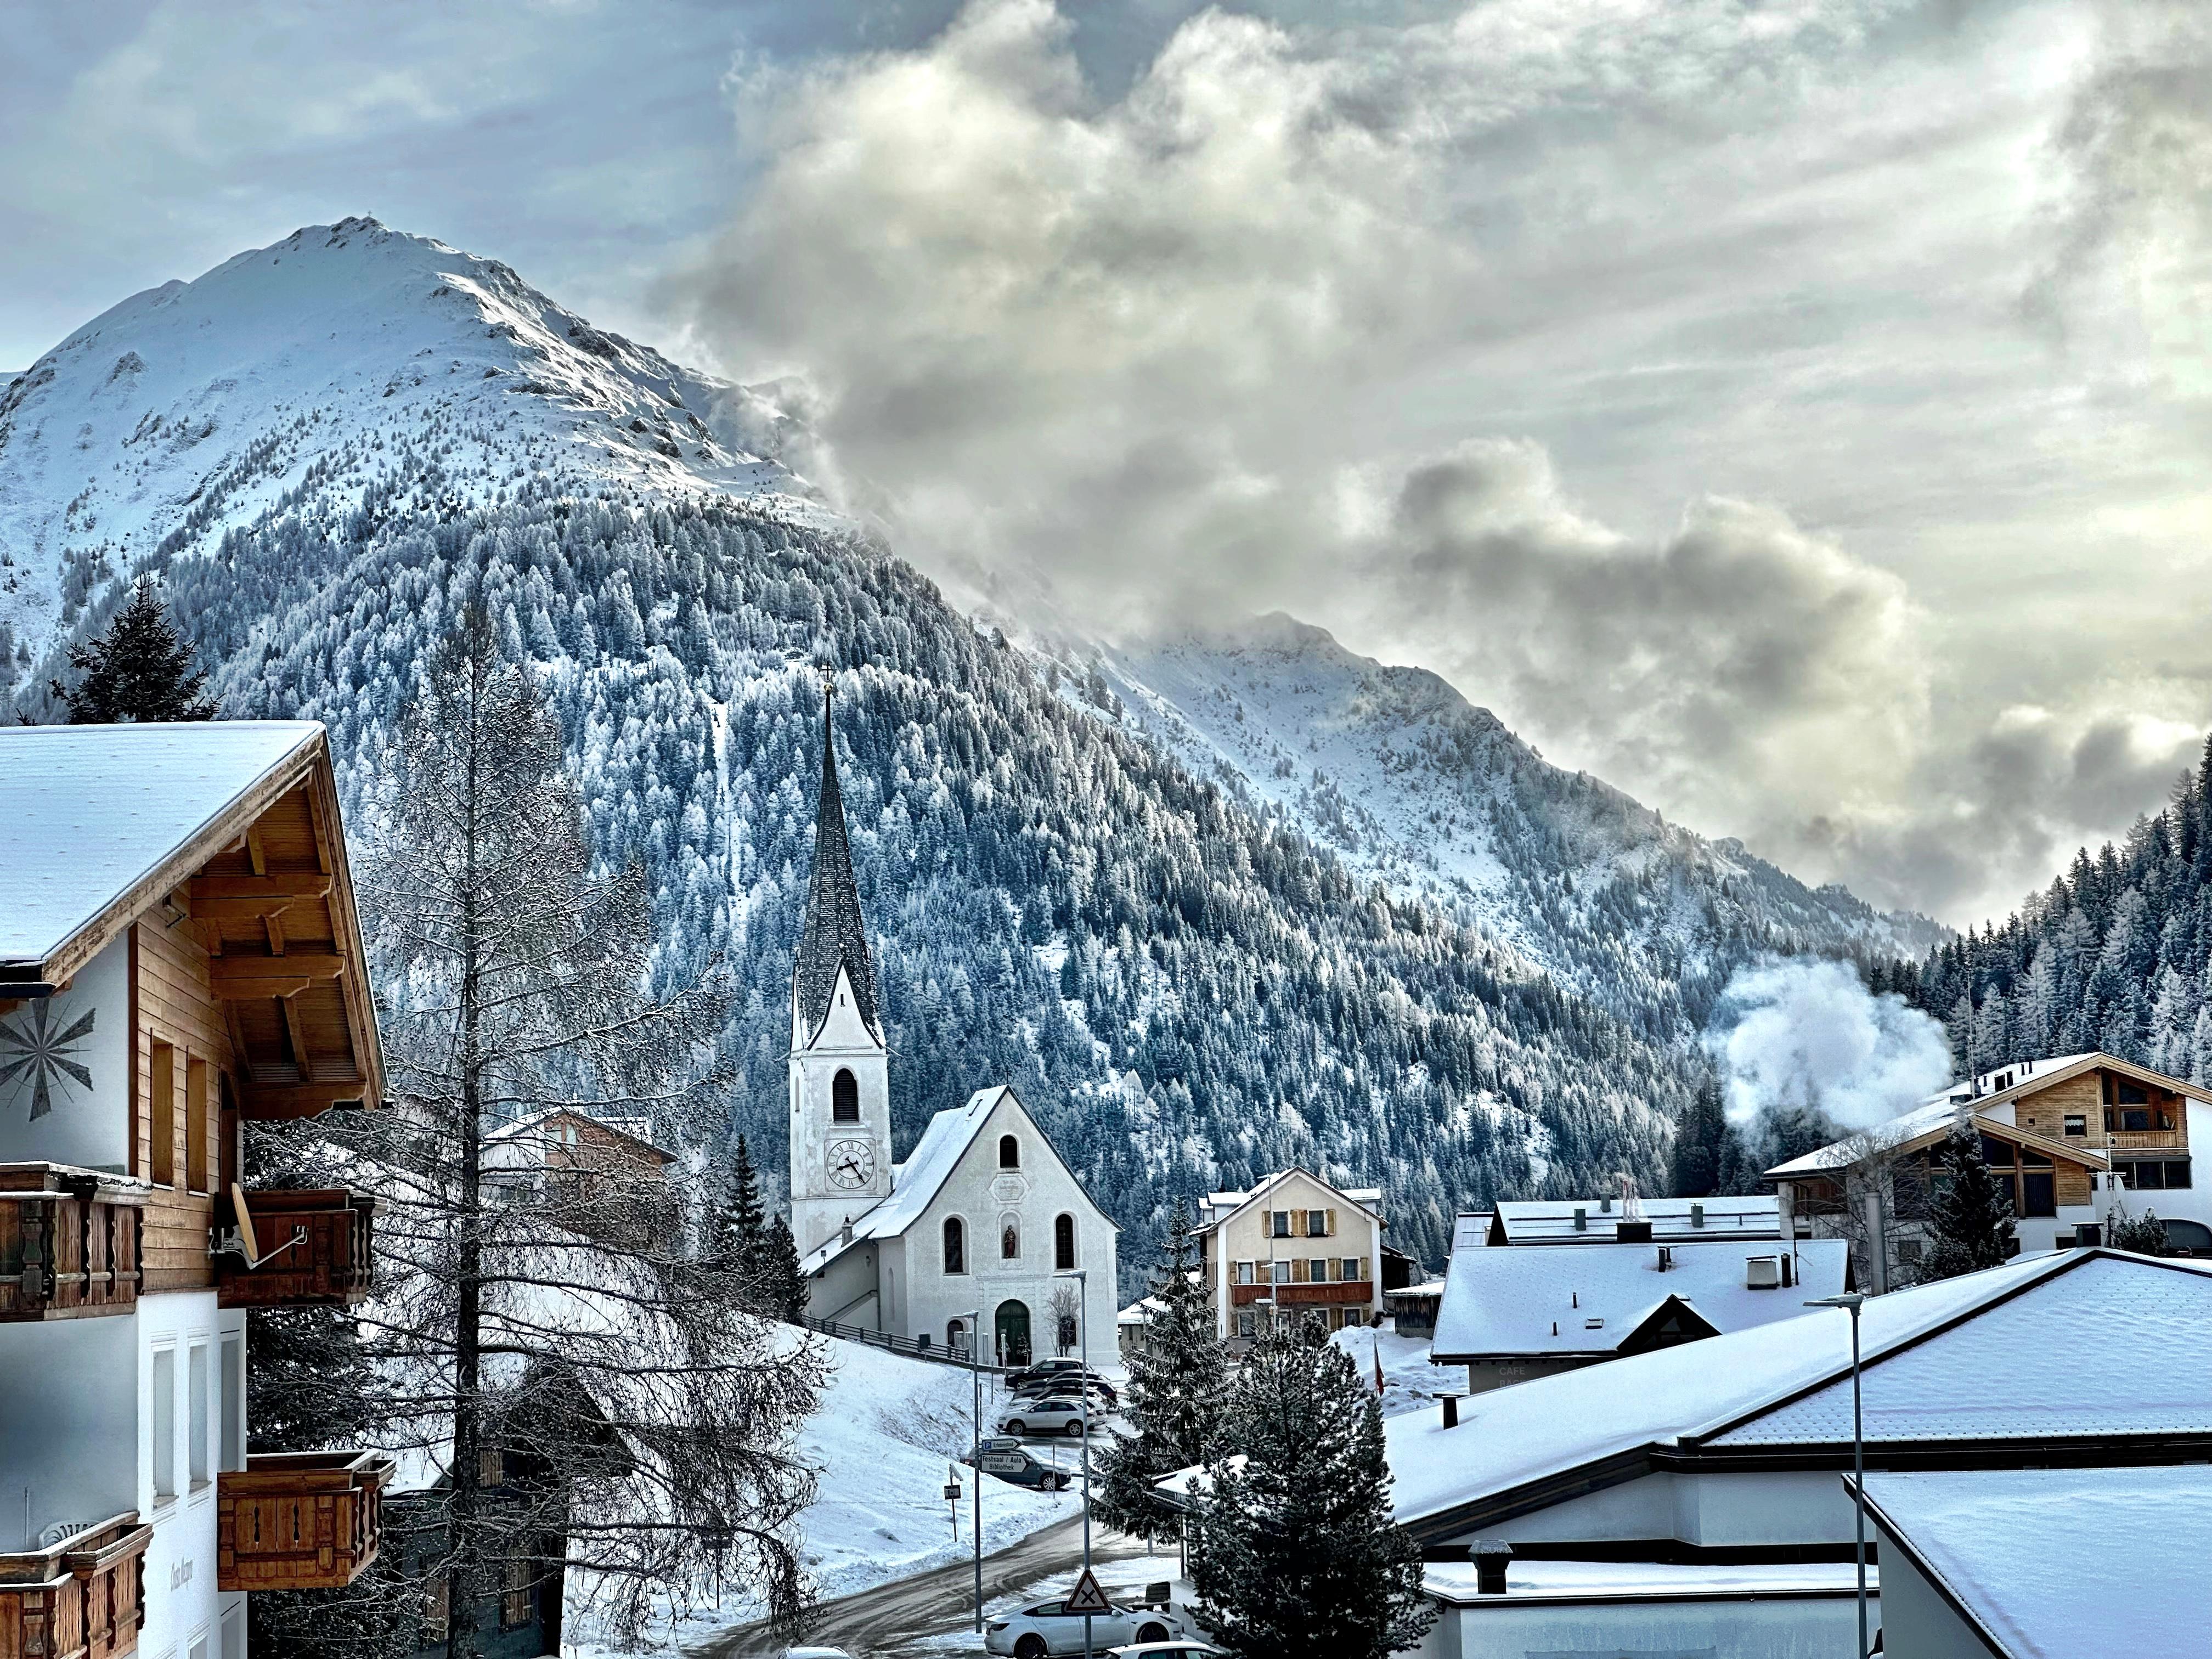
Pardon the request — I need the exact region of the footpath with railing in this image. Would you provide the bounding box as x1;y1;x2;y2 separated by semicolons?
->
804;1315;1018;1375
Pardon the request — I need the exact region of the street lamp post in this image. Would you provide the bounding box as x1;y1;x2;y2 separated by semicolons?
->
958;1307;983;1635
1055;1267;1093;1659
1807;1291;1869;1659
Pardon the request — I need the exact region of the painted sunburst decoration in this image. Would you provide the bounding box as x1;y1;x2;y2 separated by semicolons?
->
0;996;97;1121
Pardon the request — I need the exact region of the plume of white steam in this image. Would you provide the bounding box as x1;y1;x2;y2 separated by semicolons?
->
1705;957;1952;1131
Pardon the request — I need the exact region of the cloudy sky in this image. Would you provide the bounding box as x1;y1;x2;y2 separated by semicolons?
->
4;0;2208;926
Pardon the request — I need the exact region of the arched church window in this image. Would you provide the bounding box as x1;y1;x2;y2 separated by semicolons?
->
833;1069;859;1123
1054;1214;1076;1271
998;1134;1019;1169
1001;1215;1020;1260
943;1217;966;1275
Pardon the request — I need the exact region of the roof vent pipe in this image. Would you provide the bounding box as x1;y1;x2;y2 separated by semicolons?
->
1690;1203;1705;1228
1656;1246;1673;1272
1475;1539;1513;1596
1442;1393;1463;1430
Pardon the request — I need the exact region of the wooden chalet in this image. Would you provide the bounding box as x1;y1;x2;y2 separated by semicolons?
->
0;721;396;1656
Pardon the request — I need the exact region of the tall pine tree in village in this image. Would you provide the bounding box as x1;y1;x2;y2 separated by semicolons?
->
714;1135;806;1321
1188;1322;1432;1658
50;575;219;721
1667;1077;1747;1197
1920;1121;2017;1280
1092;1201;1229;1536
254;606;825;1656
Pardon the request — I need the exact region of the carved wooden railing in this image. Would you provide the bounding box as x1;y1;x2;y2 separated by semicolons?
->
217;1451;393;1592
0;1513;151;1659
0;1165;148;1321
215;1188;374;1308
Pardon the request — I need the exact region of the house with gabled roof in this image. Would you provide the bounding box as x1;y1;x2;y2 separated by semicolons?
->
1430;1235;1851;1393
1386;1249;2212;1659
785;681;1118;1367
0;720;394;1658
1767;1051;2212;1289
1193;1167;1391;1345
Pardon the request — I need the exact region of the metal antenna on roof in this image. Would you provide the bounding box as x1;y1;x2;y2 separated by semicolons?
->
1619;1172;1641;1223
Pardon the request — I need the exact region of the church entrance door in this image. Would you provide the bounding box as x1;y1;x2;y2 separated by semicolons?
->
995;1300;1032;1368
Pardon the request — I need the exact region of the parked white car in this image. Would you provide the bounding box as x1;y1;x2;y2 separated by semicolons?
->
1108;1644;1230;1659
984;1598;1191;1657
1000;1396;1093;1438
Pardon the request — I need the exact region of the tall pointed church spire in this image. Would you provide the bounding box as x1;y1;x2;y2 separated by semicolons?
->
793;667;882;1045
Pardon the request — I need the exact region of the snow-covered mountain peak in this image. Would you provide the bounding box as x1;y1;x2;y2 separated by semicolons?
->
0;217;832;656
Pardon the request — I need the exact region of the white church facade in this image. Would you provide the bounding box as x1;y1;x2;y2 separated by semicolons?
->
785;680;1119;1367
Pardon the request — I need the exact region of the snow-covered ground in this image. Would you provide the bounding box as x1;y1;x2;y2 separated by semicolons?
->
1335;1323;1468;1421
904;1552;1189;1655
571;1334;1081;1655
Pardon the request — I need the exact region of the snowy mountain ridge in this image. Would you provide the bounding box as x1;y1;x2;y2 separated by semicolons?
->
0;219;1943;1270
0;216;828;666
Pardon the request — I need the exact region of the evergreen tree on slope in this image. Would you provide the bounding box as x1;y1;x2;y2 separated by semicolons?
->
1921;1121;2016;1280
1187;1322;1432;1659
1667;1077;1747;1198
1093;1201;1227;1536
53;577;218;721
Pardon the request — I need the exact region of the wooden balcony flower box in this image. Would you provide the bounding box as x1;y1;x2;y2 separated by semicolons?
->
0;1513;152;1659
0;1165;148;1321
214;1188;374;1309
217;1451;394;1592
1275;1280;1372;1306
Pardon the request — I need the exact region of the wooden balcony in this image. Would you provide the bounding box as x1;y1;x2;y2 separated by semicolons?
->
0;1514;151;1659
217;1451;394;1592
215;1188;374;1308
2104;1129;2186;1152
0;1165;148;1321
1232;1279;1371;1306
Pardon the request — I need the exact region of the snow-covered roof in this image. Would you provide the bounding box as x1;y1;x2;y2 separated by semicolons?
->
1388;1251;2212;1537
1765;1092;2110;1180
486;1106;674;1161
0;721;324;970
1468;1194;1780;1246
1192;1167;1383;1233
1387;1280;1448;1300
1859;1465;2212;1658
799;1085;1116;1277
1430;1239;1849;1360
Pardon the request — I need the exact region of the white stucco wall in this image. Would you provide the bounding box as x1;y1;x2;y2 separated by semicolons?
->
1427;1594;1871;1659
1868;1522;1986;1659
0;933;132;1170
1442;1470;1862;1552
893;1092;1119;1367
138;1291;247;1659
789;966;892;1258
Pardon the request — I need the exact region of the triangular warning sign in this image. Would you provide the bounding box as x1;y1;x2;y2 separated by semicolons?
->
1064;1567;1114;1616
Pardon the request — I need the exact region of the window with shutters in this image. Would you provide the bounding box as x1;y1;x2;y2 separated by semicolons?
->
422;1577;450;1645
1309;1257;1328;1282
149;1042;176;1187
1270;1210;1291;1238
1307;1209;1327;1237
1233;1261;1254;1284
1291;1259;1308;1284
501;1557;533;1630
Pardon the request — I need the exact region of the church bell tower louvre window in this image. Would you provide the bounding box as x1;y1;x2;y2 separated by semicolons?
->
833;1069;859;1123
999;1134;1020;1169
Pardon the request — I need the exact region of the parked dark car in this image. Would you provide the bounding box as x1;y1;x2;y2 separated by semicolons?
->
963;1436;1075;1491
1008;1365;1116;1406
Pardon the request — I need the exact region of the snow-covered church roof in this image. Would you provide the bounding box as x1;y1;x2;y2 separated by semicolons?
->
792;679;881;1046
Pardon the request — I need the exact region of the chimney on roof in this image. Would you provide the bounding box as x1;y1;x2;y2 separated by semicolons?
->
1474;1539;1513;1596
1690;1203;1705;1229
1617;1220;1654;1244
1441;1393;1463;1430
1572;1207;1588;1232
841;1217;853;1246
1656;1245;1673;1272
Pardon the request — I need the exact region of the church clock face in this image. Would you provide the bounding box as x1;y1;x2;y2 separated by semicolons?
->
827;1138;878;1190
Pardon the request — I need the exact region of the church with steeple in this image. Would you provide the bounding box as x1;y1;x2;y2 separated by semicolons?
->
786;672;1119;1367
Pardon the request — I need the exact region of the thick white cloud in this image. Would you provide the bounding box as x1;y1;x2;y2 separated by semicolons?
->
670;0;2212;922
1706;957;1954;1132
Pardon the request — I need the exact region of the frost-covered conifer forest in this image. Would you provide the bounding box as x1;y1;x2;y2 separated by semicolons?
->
0;220;1944;1280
